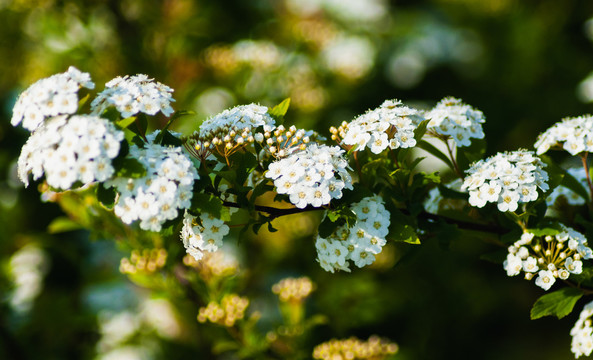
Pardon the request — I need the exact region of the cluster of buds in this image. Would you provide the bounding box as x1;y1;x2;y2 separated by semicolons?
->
329;121;350;144
119;248;167;275
184;125;259;161
312;336;399;360
197;294;249;327
272;277;315;303
183;250;239;279
255;124;314;158
504;226;593;291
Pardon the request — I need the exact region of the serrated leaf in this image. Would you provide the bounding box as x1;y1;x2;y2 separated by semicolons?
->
531;287;583;320
48;217;83;234
268;98;291;121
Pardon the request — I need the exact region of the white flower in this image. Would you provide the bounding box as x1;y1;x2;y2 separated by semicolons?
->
534;270;556;290
180;211;230;261
426;97;485;147
11;66;94;132
503;254;522;276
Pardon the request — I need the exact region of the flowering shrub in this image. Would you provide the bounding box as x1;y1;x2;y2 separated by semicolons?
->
12;67;593;359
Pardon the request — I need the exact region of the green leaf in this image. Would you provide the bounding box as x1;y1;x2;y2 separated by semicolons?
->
78;93;90;108
158;129;183;147
191;193;223;219
268;98;291;123
530;287;584;320
388;209;420;244
48;217;83;234
526;220;563;236
417;140;456;171
114;158;147;178
414;119;430;141
154;110;195;144
97;183;117;208
116;116;137;129
561;168;590;202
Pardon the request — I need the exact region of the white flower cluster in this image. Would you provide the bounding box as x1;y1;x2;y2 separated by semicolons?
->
265;144;352;208
11;66;94;131
91;74;175;118
462;150;549;212
17;115;124;189
180;210;230;261
338;99;423;153
547;167;588;206
571;301;593;358
426;97;485;147
107;136;198;232
503;226;593;291
198;103;276;142
535;115;593;155
315;196;390;273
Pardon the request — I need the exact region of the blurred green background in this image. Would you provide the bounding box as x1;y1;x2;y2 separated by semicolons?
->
2;0;593;359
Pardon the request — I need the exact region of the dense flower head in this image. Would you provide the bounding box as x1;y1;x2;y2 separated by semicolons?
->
316;195;390;273
107;134;198;232
180;210;230;261
331;99;423;153
17;114;124;190
197;294;249;327
571;301;593;358
265;144;352;209
313;335;398;360
272;277;315;302
462;150;549;212
503;225;592;291
534;115;593;155
183;248;239;279
11;66;94;132
547;167;588;206
426;97;485;147
91;74;175;118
